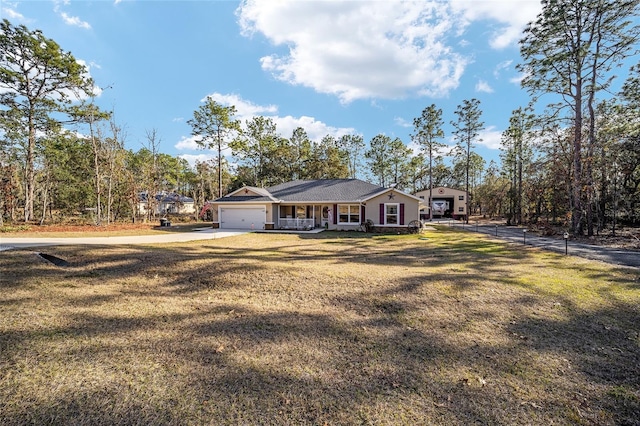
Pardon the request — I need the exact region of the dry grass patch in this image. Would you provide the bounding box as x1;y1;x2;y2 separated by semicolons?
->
0;222;206;238
1;229;638;425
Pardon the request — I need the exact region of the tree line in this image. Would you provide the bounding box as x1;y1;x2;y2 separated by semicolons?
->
1;0;640;235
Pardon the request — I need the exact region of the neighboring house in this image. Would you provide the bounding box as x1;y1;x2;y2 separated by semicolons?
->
137;192;196;216
414;187;467;220
208;179;422;231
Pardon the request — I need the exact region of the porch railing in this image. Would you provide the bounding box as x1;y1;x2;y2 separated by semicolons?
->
279;218;315;230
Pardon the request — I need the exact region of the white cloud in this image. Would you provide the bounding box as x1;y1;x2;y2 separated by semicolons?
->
409;138;453;158
450;0;542;49
445;126;503;153
199;92;354;142
477;126;503;150
475;80;494;94
75;59;101;99
237;1;468;103
489;25;523;50
60;12;91;29
441;142;458;158
394;117;413;128
493;60;513;79
1;6;28;22
202;92;277;118
175;135;234;158
406;140;421;156
274;115;355;142
178;153;218;168
510;72;528;86
175;135;201;151
53;0;70;12
236;1;542;103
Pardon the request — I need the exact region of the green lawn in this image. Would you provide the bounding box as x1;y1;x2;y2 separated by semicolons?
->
1;227;638;425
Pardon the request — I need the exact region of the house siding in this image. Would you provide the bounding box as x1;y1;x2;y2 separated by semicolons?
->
366;192;419;228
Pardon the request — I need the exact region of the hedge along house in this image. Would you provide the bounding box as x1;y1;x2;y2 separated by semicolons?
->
414;186;468;221
208;179;422;231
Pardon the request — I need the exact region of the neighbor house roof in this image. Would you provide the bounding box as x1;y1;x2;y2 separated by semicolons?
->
139;192;194;203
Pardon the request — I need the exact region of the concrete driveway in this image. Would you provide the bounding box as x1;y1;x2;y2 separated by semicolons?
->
0;228;249;251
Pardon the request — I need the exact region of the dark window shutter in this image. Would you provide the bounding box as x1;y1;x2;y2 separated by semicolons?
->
379;203;385;224
400;203;405;225
360;205;365;223
333;204;338;224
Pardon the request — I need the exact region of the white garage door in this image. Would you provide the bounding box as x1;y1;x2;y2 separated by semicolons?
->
220;207;266;229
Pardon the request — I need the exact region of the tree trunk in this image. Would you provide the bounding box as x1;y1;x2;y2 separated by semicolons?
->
25;110;36;222
217;128;223;198
428;147;433;221
572;81;584;235
465;137;470;224
39;184;48;226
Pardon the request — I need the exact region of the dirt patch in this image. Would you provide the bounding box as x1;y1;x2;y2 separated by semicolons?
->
0;222;208;236
15;223;156;233
472;217;640;251
533;226;640;251
570;229;640;251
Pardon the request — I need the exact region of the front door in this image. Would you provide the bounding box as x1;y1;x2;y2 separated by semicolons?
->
313;205;322;228
321;205;331;228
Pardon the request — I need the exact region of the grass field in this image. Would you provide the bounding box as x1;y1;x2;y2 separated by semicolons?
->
1;227;638;425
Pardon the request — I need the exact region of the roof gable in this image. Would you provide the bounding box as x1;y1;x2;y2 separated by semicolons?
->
362;187;422;202
226;186;273;197
415;187;466;196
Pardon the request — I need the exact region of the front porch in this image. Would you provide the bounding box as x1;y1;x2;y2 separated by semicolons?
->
275;203;365;231
279;217;315;230
277;204;331;230
255;227;326;235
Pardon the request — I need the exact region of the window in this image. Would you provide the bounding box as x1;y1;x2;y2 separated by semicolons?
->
338;204;360;224
458;207;464;212
459;195;464;201
296;205;306;219
385;203;399;225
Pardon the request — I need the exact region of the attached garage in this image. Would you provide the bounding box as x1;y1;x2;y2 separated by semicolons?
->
219;206;266;230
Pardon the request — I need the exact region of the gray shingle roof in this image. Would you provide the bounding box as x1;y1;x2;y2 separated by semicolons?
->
213;179;392;204
139;192;194;203
266;179;384;202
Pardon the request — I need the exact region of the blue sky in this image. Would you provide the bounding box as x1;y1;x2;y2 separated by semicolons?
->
2;0;561;170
